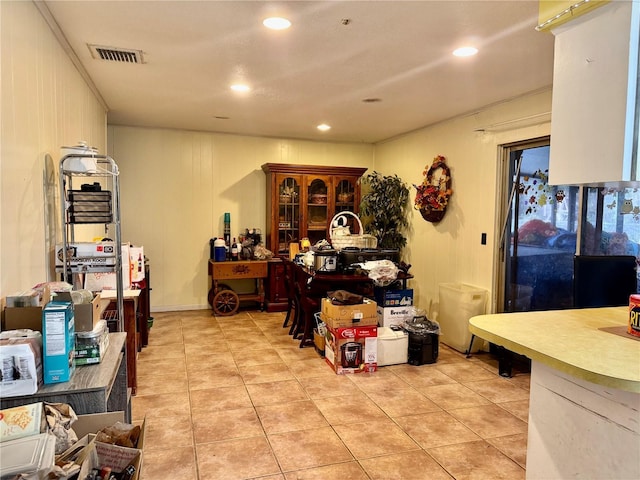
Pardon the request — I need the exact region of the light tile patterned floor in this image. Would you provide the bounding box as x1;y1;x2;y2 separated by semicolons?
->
134;309;530;480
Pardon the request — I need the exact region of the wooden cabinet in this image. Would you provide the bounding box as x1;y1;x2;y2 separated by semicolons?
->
262;164;368;256
1;333;131;422
265;259;288;312
262;164;368;312
549;1;640;186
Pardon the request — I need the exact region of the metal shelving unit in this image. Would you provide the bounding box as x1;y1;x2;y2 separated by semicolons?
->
57;153;124;330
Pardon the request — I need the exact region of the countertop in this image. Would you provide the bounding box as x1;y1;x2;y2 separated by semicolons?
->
469;307;640;392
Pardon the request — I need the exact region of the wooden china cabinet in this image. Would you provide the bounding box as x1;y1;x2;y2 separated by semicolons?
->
261;163;368;311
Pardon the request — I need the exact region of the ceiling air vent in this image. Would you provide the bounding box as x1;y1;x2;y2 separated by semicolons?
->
88;44;144;64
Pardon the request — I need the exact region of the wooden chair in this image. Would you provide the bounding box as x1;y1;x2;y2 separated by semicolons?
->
282;260;301;338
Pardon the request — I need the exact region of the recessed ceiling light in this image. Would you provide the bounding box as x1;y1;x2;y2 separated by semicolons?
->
263;17;291;30
230;84;250;92
317;124;331;132
453;46;478;57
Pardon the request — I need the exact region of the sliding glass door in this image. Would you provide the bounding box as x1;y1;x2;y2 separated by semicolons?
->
499;138;579;312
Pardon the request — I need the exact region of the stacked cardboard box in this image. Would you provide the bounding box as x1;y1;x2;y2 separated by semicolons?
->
320;298;378;374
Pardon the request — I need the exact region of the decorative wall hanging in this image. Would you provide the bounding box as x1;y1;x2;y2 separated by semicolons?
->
414;155;453;223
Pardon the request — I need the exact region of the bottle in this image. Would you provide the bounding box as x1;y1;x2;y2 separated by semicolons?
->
231;237;238;260
223;213;231;252
236;238;244;260
137;253;143;273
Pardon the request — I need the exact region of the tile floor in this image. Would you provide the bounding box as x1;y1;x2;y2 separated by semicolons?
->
133;309;531;480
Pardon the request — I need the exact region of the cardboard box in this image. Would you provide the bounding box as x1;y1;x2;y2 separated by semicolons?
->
84;244;132;291
129;246;145;283
58;412;144;480
313;328;325;356
3;307;43;332
5;290;41;308
76;413;145;480
0;402;45;442
377;327;409;366
376;305;414;328
2;287;51;332
320;297;378;329
0;333;43;397
374;288;414;307
42;302;75;384
54;242;117;269
324;325;377;374
55;291;103;332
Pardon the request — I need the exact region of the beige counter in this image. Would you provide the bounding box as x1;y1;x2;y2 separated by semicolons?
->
469;306;640;393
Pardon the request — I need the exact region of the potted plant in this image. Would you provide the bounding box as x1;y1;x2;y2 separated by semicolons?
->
359;171;410;250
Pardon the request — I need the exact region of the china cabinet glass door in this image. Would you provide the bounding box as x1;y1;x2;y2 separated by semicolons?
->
306;176;330;246
277;176;300;255
334;177;358;235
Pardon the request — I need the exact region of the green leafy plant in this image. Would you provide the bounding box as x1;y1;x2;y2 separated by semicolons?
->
360;171;410;250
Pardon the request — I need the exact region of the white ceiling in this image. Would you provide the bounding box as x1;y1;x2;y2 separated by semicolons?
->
42;0;555;144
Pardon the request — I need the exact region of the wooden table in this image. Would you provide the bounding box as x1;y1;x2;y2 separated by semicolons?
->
100;290;140;395
469;308;640;479
292;264;375;348
1;333;130;422
208;260;268;315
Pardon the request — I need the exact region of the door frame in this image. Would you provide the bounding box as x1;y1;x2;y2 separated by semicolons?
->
493;136;551;314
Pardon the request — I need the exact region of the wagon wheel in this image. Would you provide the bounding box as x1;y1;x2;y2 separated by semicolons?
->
212;289;240;316
208;283;232;307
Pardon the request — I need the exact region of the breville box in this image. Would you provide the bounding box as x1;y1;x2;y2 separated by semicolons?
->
55;291;103;332
0;333;43;397
320;298;378;329
376;305;414;328
42;302;75;384
324;325;377;374
373;288;414;307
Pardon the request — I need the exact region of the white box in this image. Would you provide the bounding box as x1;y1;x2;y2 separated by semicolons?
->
129;246;145;283
55;242;116;269
376;305;414;328
377;327;408;366
0;334;43;397
0;402;45;442
84;244;132;291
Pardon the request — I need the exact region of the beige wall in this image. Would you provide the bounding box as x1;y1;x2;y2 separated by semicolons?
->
375;89;552;318
0;1;107;295
0;1;552;317
107;126;374;310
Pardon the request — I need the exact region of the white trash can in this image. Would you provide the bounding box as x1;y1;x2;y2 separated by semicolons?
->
438;283;488;353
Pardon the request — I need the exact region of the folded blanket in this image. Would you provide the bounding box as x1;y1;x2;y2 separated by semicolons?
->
327;290;364;305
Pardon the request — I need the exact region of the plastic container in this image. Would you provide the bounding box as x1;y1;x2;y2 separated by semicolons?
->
377;327;408;366
438;283;487;353
60;142;98;172
213;238;226;262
